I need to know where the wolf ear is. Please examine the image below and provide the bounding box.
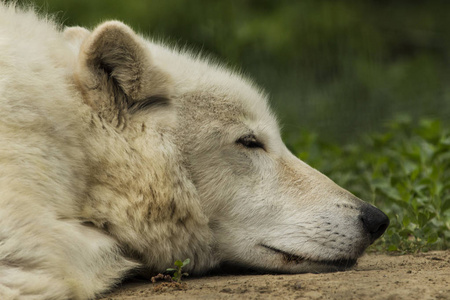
[75,21,172,113]
[64,26,90,51]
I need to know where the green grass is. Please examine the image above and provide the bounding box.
[288,116,450,253]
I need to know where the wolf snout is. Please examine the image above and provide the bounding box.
[360,204,389,243]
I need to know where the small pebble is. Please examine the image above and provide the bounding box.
[293,282,302,290]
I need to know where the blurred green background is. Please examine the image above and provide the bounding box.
[14,0,449,251]
[21,0,450,144]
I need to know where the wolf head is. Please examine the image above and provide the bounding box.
[72,21,389,274]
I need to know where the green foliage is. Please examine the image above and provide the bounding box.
[166,259,190,283]
[289,117,450,253]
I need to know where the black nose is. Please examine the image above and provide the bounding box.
[360,204,390,243]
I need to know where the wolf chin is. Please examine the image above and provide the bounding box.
[0,3,389,299]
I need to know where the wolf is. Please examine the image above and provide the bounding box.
[0,4,389,300]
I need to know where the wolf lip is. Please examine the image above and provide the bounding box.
[260,244,357,269]
[260,244,306,264]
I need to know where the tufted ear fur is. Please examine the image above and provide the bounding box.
[74,21,172,117]
[64,26,90,48]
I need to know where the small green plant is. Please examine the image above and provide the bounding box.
[166,259,190,283]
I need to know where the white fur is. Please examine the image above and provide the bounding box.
[0,3,388,299]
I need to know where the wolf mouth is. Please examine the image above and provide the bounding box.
[260,244,357,269]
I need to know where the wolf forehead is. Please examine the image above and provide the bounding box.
[142,41,277,124]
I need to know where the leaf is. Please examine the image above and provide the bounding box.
[402,215,410,228]
[174,260,183,267]
[166,268,176,272]
[182,258,191,267]
[370,178,402,201]
[440,136,450,146]
[418,212,430,227]
[427,232,438,244]
[442,198,450,213]
[388,244,398,251]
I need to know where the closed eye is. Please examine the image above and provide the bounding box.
[236,134,265,150]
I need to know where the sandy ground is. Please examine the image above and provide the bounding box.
[100,250,450,300]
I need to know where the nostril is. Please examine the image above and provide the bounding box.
[360,205,390,243]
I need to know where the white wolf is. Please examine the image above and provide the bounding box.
[0,4,389,300]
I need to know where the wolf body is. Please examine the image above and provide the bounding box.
[0,4,388,299]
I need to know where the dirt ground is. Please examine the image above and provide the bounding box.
[100,250,450,300]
